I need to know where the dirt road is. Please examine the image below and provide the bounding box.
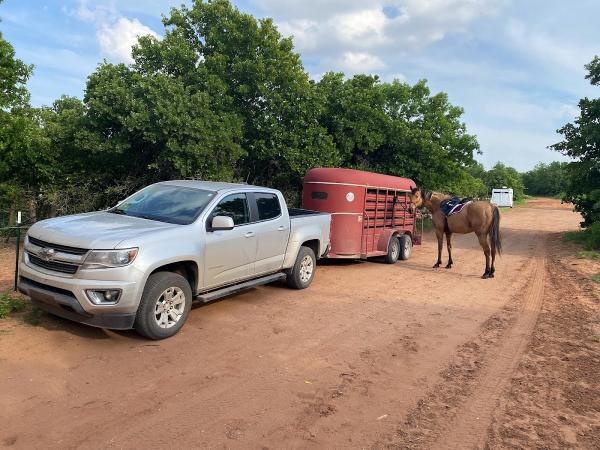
[1,198,598,449]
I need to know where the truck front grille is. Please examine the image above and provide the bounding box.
[28,254,79,274]
[28,236,88,255]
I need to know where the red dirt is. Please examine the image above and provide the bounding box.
[1,198,598,449]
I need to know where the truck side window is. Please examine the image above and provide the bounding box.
[211,193,250,225]
[255,193,281,220]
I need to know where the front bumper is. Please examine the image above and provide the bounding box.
[18,260,144,330]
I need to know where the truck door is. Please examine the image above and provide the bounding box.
[204,193,258,288]
[250,192,289,275]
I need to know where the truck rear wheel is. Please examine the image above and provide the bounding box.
[399,234,412,260]
[384,236,400,264]
[287,246,316,289]
[134,272,192,340]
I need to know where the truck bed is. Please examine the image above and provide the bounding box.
[288,208,330,219]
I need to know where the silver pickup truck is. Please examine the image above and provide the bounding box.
[18,181,331,339]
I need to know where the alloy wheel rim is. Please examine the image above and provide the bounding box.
[154,286,186,329]
[299,255,314,283]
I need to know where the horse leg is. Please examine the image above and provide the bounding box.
[433,230,443,268]
[445,232,453,269]
[477,232,491,278]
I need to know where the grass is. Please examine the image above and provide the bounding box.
[577,250,600,260]
[0,292,43,325]
[0,293,27,319]
[592,273,600,284]
[564,223,600,251]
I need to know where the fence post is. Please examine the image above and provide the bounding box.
[13,211,21,292]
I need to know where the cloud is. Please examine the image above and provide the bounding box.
[338,52,386,72]
[72,0,159,64]
[256,0,504,77]
[97,17,159,63]
[333,9,390,47]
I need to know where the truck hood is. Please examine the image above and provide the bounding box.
[28,212,179,249]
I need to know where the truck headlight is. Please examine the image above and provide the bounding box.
[82,248,138,269]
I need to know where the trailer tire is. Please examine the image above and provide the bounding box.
[384,236,400,264]
[286,246,316,289]
[134,272,192,340]
[399,234,412,260]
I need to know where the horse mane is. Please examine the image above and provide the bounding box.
[420,188,433,200]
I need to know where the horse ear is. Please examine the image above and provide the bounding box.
[410,186,418,194]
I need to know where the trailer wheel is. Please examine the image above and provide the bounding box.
[399,234,412,260]
[384,236,400,264]
[134,272,192,340]
[287,246,316,289]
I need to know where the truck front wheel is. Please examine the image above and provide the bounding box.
[287,246,316,289]
[134,272,192,340]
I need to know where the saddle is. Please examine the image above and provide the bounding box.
[440,196,472,217]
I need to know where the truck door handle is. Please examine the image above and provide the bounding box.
[244,231,255,238]
[277,226,286,231]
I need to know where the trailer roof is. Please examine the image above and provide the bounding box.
[304,168,416,192]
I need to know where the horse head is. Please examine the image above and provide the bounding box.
[408,186,427,213]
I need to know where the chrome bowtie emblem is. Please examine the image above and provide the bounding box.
[38,248,56,261]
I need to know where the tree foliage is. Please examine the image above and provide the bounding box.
[0,0,521,219]
[552,56,600,226]
[522,161,568,197]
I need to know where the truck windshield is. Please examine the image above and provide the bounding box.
[109,184,216,225]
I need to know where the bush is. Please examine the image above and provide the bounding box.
[0,293,27,319]
[564,222,600,250]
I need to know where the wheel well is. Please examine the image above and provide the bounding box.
[150,261,198,291]
[301,239,320,259]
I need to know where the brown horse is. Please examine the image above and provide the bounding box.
[408,187,502,279]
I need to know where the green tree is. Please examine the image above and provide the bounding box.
[552,56,600,226]
[0,10,51,220]
[315,74,480,194]
[484,162,525,200]
[522,161,568,196]
[133,0,338,192]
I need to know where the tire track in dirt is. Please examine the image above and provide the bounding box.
[434,238,547,449]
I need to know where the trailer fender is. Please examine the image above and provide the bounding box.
[377,229,399,253]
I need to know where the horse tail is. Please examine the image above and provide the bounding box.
[489,206,502,255]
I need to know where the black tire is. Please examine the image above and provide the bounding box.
[286,246,316,289]
[384,236,400,264]
[399,234,412,260]
[134,272,193,340]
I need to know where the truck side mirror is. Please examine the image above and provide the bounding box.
[211,216,234,231]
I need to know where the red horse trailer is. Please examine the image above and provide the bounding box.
[302,168,421,262]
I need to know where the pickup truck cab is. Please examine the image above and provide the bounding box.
[18,181,331,339]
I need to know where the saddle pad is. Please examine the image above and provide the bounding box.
[447,201,471,216]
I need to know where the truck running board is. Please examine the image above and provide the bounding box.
[194,273,287,303]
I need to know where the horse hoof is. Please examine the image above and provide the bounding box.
[445,264,452,269]
[482,272,490,279]
[433,263,441,268]
[489,272,495,278]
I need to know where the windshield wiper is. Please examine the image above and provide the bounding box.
[109,207,128,215]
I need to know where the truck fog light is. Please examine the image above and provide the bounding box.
[86,289,122,305]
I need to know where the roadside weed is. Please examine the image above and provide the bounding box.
[0,293,27,319]
[592,273,600,284]
[577,250,600,260]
